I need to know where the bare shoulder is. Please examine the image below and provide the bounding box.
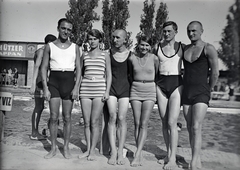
[206,43,216,51]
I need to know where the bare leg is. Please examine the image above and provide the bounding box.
[116,97,129,165]
[31,96,45,139]
[190,103,207,170]
[107,96,118,165]
[156,86,169,164]
[131,100,154,167]
[79,98,92,159]
[62,99,74,159]
[164,86,182,170]
[100,103,110,155]
[88,98,104,161]
[44,98,60,159]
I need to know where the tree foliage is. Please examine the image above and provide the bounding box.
[102,0,132,49]
[140,0,155,37]
[137,0,168,47]
[65,0,100,46]
[154,2,168,43]
[218,0,240,82]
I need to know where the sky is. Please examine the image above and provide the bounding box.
[0,0,235,51]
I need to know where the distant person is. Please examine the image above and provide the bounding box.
[229,84,235,101]
[153,21,184,169]
[79,29,112,161]
[13,68,19,86]
[29,34,57,140]
[7,68,13,85]
[182,21,219,170]
[128,34,159,167]
[41,18,81,159]
[1,68,7,85]
[105,29,131,165]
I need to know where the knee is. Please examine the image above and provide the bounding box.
[168,119,177,129]
[49,118,58,125]
[63,115,71,123]
[91,118,99,127]
[139,120,148,129]
[117,115,126,124]
[108,114,117,124]
[192,123,202,132]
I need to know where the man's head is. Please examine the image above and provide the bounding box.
[187,21,203,42]
[112,29,127,48]
[162,21,178,42]
[57,18,73,40]
[44,34,57,44]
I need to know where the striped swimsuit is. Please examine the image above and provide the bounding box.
[79,52,106,98]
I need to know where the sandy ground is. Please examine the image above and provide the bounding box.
[0,86,240,170]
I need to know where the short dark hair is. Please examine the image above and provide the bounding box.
[44,34,57,44]
[87,29,103,42]
[57,18,73,28]
[163,21,178,31]
[137,34,153,46]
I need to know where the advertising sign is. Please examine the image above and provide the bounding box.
[0,92,13,111]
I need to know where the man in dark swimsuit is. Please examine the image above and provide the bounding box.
[182,21,219,170]
[102,29,131,165]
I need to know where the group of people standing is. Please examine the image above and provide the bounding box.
[1,67,18,86]
[30,18,219,170]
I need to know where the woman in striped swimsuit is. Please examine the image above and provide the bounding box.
[79,29,112,161]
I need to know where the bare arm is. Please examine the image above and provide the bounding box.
[206,44,219,90]
[103,52,112,101]
[71,45,82,100]
[40,44,51,101]
[30,48,44,94]
[127,54,134,84]
[153,54,159,82]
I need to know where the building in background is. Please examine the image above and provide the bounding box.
[0,41,44,86]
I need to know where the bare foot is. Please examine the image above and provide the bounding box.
[163,160,177,170]
[78,151,89,159]
[130,155,142,167]
[63,148,72,159]
[190,157,202,170]
[158,156,168,165]
[87,154,97,161]
[117,151,126,165]
[44,149,56,159]
[108,153,117,165]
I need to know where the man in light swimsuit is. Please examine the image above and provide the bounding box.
[41,18,81,159]
[105,29,131,165]
[154,21,184,170]
[182,21,219,170]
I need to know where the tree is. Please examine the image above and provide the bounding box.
[154,2,168,42]
[139,0,155,37]
[102,0,132,49]
[218,0,240,82]
[137,0,168,46]
[65,0,100,46]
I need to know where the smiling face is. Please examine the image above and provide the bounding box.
[163,25,177,42]
[57,21,73,40]
[138,40,151,55]
[187,22,203,42]
[88,35,100,49]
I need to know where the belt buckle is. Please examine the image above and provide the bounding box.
[62,69,65,72]
[91,77,95,80]
[142,80,146,83]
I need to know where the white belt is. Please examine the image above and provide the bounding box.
[84,75,104,80]
[160,71,180,76]
[51,68,74,72]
